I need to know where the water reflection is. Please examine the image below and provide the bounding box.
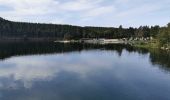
[149,49,170,71]
[0,42,169,70]
[0,42,169,100]
[0,42,148,59]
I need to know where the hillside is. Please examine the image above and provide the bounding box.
[0,17,169,49]
[0,17,118,40]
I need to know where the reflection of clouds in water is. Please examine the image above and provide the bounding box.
[0,50,119,88]
[0,49,169,100]
[0,50,149,89]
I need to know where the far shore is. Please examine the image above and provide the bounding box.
[54,39,126,44]
[0,37,169,51]
[54,38,170,51]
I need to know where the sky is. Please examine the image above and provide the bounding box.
[0,0,170,27]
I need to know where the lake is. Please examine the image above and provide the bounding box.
[0,42,170,100]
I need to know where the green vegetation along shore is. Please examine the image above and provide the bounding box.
[0,17,169,50]
[129,39,170,51]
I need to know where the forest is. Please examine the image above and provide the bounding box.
[0,17,169,47]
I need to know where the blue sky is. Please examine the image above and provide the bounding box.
[0,0,170,27]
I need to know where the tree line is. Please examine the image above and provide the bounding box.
[0,17,169,46]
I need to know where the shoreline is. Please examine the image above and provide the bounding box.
[54,39,126,44]
[0,38,169,51]
[128,40,170,51]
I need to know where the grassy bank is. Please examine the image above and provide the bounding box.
[129,39,170,51]
[130,40,158,49]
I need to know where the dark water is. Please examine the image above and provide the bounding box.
[0,42,170,100]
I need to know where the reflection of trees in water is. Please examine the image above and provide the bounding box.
[0,42,136,60]
[131,48,170,72]
[0,42,169,72]
[0,42,82,59]
[0,42,152,59]
[149,49,170,71]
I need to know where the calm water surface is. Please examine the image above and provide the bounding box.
[0,42,170,100]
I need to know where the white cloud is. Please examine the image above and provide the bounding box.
[116,4,161,18]
[0,51,117,88]
[84,6,115,17]
[0,0,114,24]
[0,0,169,27]
[0,0,59,15]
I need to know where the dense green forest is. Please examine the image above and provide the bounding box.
[0,17,169,47]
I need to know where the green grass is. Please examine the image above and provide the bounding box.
[130,40,159,49]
